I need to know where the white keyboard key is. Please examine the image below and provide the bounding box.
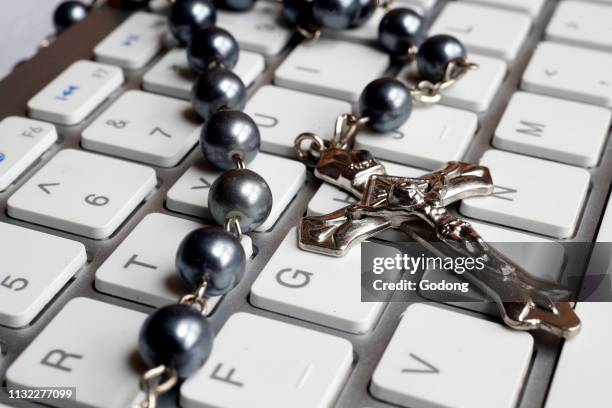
[0,222,85,328]
[142,48,264,100]
[95,213,252,308]
[460,149,590,238]
[0,117,57,191]
[398,0,437,12]
[354,103,477,169]
[27,60,123,125]
[251,228,397,333]
[245,85,351,157]
[522,41,612,107]
[308,161,425,216]
[167,153,306,231]
[545,303,612,408]
[459,0,545,17]
[429,2,531,61]
[400,53,506,112]
[181,313,353,408]
[371,304,533,408]
[94,12,167,69]
[217,2,292,56]
[6,298,144,408]
[275,38,388,101]
[494,92,611,167]
[7,149,156,239]
[82,90,200,167]
[546,1,612,53]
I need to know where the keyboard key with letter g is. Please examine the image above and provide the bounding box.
[7,149,156,239]
[27,60,123,125]
[5,298,145,408]
[181,313,353,408]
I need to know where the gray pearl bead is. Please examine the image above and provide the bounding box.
[191,67,246,121]
[312,0,361,29]
[187,26,239,75]
[176,227,246,296]
[358,78,412,132]
[208,169,273,232]
[139,304,213,377]
[417,34,467,83]
[201,110,261,170]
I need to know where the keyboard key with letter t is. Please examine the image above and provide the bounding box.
[166,153,306,231]
[460,149,590,238]
[95,213,252,308]
[493,92,611,167]
[82,90,201,167]
[522,41,612,107]
[27,60,123,125]
[251,228,399,333]
[94,12,167,69]
[0,116,57,191]
[6,298,145,408]
[0,222,86,328]
[371,304,533,408]
[429,2,531,61]
[7,149,156,239]
[181,313,353,408]
[275,39,388,101]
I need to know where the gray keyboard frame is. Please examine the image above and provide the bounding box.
[1,1,611,407]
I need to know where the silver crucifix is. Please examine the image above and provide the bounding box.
[294,115,581,339]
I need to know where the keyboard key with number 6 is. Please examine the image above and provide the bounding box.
[0,116,57,191]
[82,90,201,167]
[0,222,86,328]
[6,298,145,408]
[181,313,353,408]
[27,60,123,125]
[7,149,156,239]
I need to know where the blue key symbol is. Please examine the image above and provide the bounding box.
[55,85,79,101]
[121,34,140,47]
[0,152,5,163]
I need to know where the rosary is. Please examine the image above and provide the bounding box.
[52,0,583,406]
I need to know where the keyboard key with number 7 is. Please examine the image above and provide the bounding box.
[7,149,156,239]
[27,60,123,125]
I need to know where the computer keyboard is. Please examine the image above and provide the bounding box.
[0,1,611,408]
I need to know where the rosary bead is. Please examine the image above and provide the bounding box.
[358,78,412,132]
[350,0,377,28]
[215,0,257,11]
[53,1,89,33]
[188,27,239,74]
[282,0,317,28]
[191,67,247,121]
[176,227,246,296]
[208,169,273,232]
[201,110,260,170]
[416,34,467,84]
[139,304,213,377]
[378,8,424,56]
[312,0,362,29]
[169,0,217,45]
